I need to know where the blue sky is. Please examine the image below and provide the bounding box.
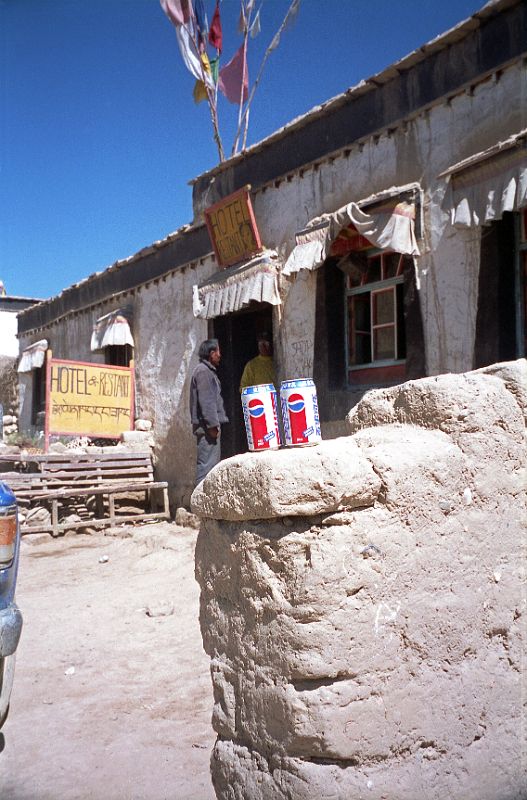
[1,0,484,300]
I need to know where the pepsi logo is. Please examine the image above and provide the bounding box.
[248,398,265,418]
[287,393,305,413]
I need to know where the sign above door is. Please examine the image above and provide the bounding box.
[205,186,263,268]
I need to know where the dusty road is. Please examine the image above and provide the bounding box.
[0,523,216,800]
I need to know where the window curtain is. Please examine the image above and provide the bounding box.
[18,339,48,373]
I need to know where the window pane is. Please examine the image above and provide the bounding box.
[373,289,394,325]
[345,261,365,288]
[355,333,372,364]
[348,294,371,365]
[367,256,381,283]
[383,253,400,279]
[396,283,406,359]
[354,293,371,331]
[373,326,395,360]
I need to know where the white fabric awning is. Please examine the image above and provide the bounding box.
[91,308,134,351]
[18,339,48,373]
[442,130,527,228]
[283,188,420,277]
[283,184,419,275]
[193,250,281,319]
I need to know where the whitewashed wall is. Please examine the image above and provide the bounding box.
[0,310,19,358]
[247,60,525,378]
[132,262,209,506]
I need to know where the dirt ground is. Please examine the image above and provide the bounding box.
[0,522,217,800]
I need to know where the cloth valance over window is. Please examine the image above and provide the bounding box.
[90,307,134,351]
[193,250,281,320]
[442,130,527,228]
[283,185,421,277]
[18,339,48,373]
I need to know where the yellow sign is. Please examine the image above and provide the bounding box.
[205,187,262,268]
[46,357,134,439]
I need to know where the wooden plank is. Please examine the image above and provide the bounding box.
[37,469,152,481]
[41,458,151,470]
[17,481,168,501]
[20,508,171,535]
[51,499,59,538]
[33,452,152,463]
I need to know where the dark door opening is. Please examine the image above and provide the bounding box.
[212,303,273,458]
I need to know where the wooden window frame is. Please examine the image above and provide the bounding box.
[345,251,407,384]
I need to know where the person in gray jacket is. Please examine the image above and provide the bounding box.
[190,339,229,486]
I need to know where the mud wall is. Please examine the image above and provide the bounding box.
[193,360,526,800]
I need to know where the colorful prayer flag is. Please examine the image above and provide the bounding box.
[218,43,248,104]
[210,56,220,84]
[208,0,222,52]
[193,79,208,103]
[193,0,208,44]
[160,0,192,27]
[249,9,261,38]
[176,24,214,87]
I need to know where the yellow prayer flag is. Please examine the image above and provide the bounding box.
[193,79,208,104]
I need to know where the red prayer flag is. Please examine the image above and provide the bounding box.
[218,43,248,104]
[208,0,222,52]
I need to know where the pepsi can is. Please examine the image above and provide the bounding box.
[280,378,321,447]
[241,384,281,452]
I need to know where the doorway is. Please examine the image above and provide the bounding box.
[212,303,273,458]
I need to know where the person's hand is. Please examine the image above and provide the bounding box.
[207,426,219,439]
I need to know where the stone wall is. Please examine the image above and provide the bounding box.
[0,355,19,433]
[192,360,526,800]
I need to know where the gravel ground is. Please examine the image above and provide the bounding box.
[0,522,216,800]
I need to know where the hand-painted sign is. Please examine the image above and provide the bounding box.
[45,354,134,444]
[205,186,262,268]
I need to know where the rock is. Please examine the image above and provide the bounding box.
[0,444,21,456]
[175,507,200,529]
[191,438,381,521]
[134,419,152,432]
[145,601,174,618]
[195,361,526,800]
[2,415,16,426]
[121,430,154,446]
[62,513,83,531]
[49,442,68,453]
[24,507,51,527]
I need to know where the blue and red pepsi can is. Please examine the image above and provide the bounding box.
[280,378,321,447]
[241,384,281,451]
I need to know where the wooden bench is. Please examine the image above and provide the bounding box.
[0,451,169,536]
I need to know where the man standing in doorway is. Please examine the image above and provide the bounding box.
[190,339,229,486]
[239,331,276,391]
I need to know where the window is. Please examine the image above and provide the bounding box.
[104,344,133,367]
[31,365,46,426]
[345,251,409,383]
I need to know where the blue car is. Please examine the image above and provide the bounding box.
[0,482,23,752]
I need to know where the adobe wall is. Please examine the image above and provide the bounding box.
[246,59,525,379]
[192,360,526,800]
[17,261,211,507]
